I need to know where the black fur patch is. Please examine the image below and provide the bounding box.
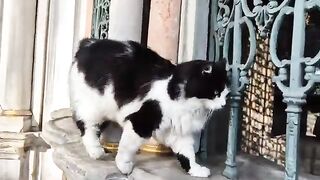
[75,120,85,136]
[125,100,162,138]
[75,39,175,107]
[176,153,191,172]
[168,60,227,100]
[75,38,228,106]
[167,76,181,99]
[79,38,97,48]
[73,112,86,136]
[96,120,111,137]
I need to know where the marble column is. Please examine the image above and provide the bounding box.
[0,0,37,132]
[41,1,77,179]
[178,0,210,63]
[108,0,144,42]
[43,0,93,124]
[73,0,94,53]
[32,0,50,128]
[0,1,38,179]
[147,0,182,63]
[41,1,93,179]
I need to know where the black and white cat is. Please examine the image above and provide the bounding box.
[69,38,229,177]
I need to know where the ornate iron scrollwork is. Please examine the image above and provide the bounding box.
[270,1,320,179]
[92,0,111,39]
[215,0,320,179]
[242,0,291,37]
[217,0,257,179]
[216,0,233,44]
[216,0,290,44]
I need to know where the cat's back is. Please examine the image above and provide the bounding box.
[74,38,174,74]
[70,38,175,107]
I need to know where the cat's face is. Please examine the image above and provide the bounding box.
[179,60,229,104]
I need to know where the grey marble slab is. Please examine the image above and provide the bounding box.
[43,109,319,180]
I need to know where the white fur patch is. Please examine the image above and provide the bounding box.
[205,87,229,110]
[189,165,211,177]
[116,122,145,174]
[82,125,106,159]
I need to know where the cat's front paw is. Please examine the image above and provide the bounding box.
[115,156,134,175]
[188,165,211,178]
[86,146,107,160]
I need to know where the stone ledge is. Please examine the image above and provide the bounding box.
[51,139,320,180]
[52,139,228,180]
[300,136,320,175]
[43,110,320,180]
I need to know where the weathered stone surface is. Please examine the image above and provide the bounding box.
[301,158,312,174]
[0,132,49,160]
[42,117,81,146]
[0,116,32,132]
[313,159,320,176]
[50,108,73,120]
[44,112,320,180]
[300,137,320,158]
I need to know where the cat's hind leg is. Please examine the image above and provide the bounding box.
[82,123,107,159]
[170,135,211,177]
[74,113,110,159]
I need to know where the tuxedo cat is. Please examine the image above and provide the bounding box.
[69,38,229,177]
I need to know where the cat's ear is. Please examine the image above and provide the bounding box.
[202,65,212,75]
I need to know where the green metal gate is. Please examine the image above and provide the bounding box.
[212,0,320,179]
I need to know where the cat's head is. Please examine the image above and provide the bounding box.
[170,59,229,109]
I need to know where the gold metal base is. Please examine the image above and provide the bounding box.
[102,142,119,153]
[139,144,172,154]
[102,142,172,155]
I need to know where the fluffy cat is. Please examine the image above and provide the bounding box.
[69,38,229,177]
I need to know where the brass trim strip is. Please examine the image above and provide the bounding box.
[140,144,172,154]
[102,142,172,154]
[102,143,119,153]
[0,110,33,117]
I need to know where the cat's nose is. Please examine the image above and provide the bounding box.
[220,100,226,107]
[222,102,226,107]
